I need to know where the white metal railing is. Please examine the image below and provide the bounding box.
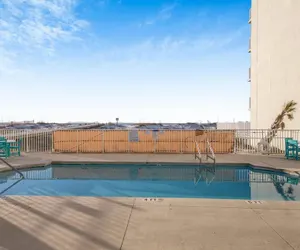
[206,140,216,164]
[0,128,300,155]
[0,129,52,152]
[194,141,202,163]
[234,129,300,154]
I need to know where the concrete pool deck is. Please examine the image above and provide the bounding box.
[1,152,300,174]
[1,196,300,250]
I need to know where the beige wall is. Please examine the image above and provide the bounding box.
[250,0,300,129]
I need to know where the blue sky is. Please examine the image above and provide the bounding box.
[0,0,250,123]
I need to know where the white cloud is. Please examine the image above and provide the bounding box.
[158,3,177,20]
[140,3,177,27]
[96,0,109,6]
[0,49,18,74]
[96,25,247,64]
[0,0,89,73]
[73,19,90,29]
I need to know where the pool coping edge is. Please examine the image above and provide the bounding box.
[0,160,299,177]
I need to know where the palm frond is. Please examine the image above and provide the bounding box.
[287,107,297,113]
[262,100,297,151]
[287,113,294,120]
[283,100,297,111]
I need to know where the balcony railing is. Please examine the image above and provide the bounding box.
[248,8,251,24]
[249,97,251,111]
[248,38,251,53]
[248,67,251,82]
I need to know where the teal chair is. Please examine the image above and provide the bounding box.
[285,138,299,160]
[8,139,21,157]
[285,138,293,158]
[0,137,10,158]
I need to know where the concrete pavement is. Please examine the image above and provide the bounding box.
[0,196,300,250]
[0,153,300,249]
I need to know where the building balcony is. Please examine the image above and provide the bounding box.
[248,67,251,82]
[248,38,251,53]
[248,8,251,24]
[249,97,251,111]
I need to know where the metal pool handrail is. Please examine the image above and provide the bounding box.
[206,140,216,164]
[194,141,202,163]
[0,158,24,178]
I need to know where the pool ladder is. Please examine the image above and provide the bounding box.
[206,139,216,164]
[194,141,202,163]
[194,140,216,164]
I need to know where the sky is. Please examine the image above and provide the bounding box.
[0,0,251,123]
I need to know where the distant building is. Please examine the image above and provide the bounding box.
[217,122,250,130]
[249,0,300,129]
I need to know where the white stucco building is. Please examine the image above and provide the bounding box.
[249,0,300,129]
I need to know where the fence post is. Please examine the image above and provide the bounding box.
[102,131,105,153]
[180,130,183,153]
[153,131,156,153]
[76,130,79,154]
[126,131,128,153]
[51,131,54,153]
[233,130,236,154]
[26,130,29,153]
[261,129,264,153]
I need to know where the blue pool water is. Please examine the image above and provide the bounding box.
[0,164,299,201]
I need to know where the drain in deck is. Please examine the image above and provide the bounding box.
[246,200,263,204]
[143,198,164,202]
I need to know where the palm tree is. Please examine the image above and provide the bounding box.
[258,100,297,153]
[270,100,297,130]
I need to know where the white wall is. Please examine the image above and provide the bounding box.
[250,0,300,129]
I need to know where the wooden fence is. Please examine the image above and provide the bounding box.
[53,130,235,154]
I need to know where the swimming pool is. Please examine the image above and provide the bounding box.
[0,164,299,201]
